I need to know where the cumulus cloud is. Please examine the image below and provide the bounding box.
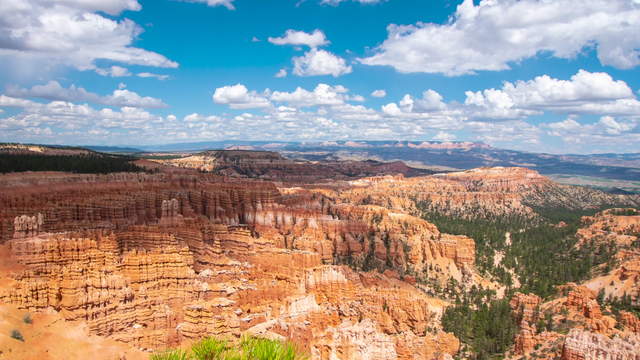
[6,81,167,108]
[268,30,329,48]
[432,131,456,142]
[545,115,638,138]
[321,0,385,5]
[270,84,352,107]
[106,89,168,108]
[275,69,288,78]
[541,115,640,152]
[360,0,640,75]
[268,29,350,78]
[180,0,235,10]
[381,90,451,117]
[137,72,170,81]
[371,89,387,98]
[4,70,640,152]
[0,0,178,72]
[375,70,640,138]
[96,66,132,77]
[212,84,271,109]
[292,49,352,77]
[212,83,367,110]
[0,95,164,131]
[464,70,639,119]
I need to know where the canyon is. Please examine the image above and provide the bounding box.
[0,170,469,359]
[1,150,639,360]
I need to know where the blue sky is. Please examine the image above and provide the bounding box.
[1,0,640,154]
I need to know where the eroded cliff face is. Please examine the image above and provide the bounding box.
[562,329,640,360]
[507,285,640,360]
[4,167,634,359]
[342,168,639,220]
[0,172,469,359]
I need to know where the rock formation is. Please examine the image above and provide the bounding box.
[562,329,640,360]
[12,213,44,238]
[1,166,636,360]
[0,170,470,359]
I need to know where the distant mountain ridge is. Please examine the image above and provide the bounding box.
[4,141,640,188]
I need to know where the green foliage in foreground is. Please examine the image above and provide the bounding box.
[240,337,303,360]
[151,336,308,360]
[151,349,190,360]
[442,299,517,360]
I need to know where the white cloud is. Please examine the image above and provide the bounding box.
[212,84,271,109]
[321,0,385,5]
[432,131,456,142]
[270,84,350,107]
[268,29,329,48]
[48,0,142,14]
[464,70,639,119]
[0,95,40,108]
[180,0,235,10]
[380,90,450,116]
[371,89,387,98]
[137,72,170,81]
[3,70,639,152]
[360,0,640,75]
[184,113,221,122]
[96,66,132,77]
[107,89,167,108]
[292,49,352,77]
[0,96,167,133]
[6,81,167,108]
[414,90,446,111]
[598,116,635,135]
[544,115,639,144]
[0,0,178,71]
[275,69,288,78]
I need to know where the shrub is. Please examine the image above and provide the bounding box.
[150,336,307,360]
[192,337,229,360]
[241,336,305,360]
[11,329,24,342]
[150,349,190,360]
[23,313,32,324]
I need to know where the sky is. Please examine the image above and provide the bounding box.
[1,0,640,154]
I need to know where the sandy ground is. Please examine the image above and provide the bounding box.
[0,244,147,360]
[0,304,148,360]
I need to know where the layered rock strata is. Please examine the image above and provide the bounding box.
[0,171,472,359]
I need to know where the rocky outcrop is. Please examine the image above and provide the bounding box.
[342,168,639,222]
[562,329,640,360]
[577,208,640,248]
[13,213,44,238]
[314,319,397,360]
[160,198,183,226]
[509,293,543,356]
